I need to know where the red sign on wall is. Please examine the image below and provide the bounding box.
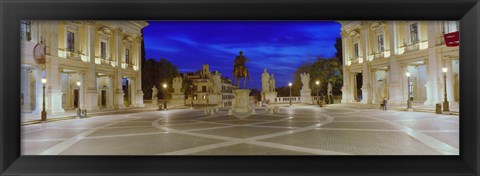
[443,31,459,47]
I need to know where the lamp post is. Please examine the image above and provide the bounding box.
[163,83,167,110]
[406,72,412,110]
[190,84,194,109]
[41,78,47,121]
[315,80,320,106]
[442,67,450,112]
[288,82,292,107]
[76,81,82,118]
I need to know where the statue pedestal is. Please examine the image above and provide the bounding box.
[263,92,278,103]
[170,93,185,106]
[300,90,312,104]
[208,93,222,105]
[151,98,158,106]
[232,89,252,113]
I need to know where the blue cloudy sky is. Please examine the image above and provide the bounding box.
[143,21,341,89]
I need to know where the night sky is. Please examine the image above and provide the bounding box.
[143,21,341,90]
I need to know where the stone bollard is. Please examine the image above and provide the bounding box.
[76,108,81,118]
[228,109,233,115]
[251,109,256,115]
[435,103,442,114]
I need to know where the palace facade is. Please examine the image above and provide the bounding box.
[183,64,237,107]
[21,21,148,114]
[340,21,459,106]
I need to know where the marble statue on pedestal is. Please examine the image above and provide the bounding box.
[171,76,185,107]
[172,76,182,94]
[327,82,333,104]
[269,74,276,92]
[208,71,222,105]
[151,85,158,106]
[261,68,270,92]
[152,85,158,99]
[300,72,312,104]
[211,71,222,94]
[300,72,311,91]
[261,68,278,102]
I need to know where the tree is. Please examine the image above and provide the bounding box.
[289,57,343,97]
[141,58,179,100]
[142,58,158,100]
[156,58,179,99]
[308,57,343,96]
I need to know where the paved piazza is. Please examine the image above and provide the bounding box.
[21,105,459,155]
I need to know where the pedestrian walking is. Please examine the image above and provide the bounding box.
[382,97,388,111]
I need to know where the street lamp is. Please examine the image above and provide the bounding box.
[41,78,47,121]
[76,81,81,118]
[163,83,167,110]
[288,82,292,107]
[442,67,450,112]
[190,84,194,109]
[315,80,320,106]
[405,72,412,110]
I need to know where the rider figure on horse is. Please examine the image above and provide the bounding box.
[233,51,251,89]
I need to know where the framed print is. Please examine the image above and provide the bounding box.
[1,0,479,175]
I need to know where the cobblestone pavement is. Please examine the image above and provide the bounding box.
[21,105,459,155]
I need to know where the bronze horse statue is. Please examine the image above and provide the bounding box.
[233,51,251,89]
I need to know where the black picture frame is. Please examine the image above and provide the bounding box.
[1,0,479,175]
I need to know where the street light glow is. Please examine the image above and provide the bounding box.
[405,72,411,77]
[76,81,81,86]
[41,78,47,84]
[442,67,448,73]
[163,83,167,88]
[316,81,319,85]
[288,82,292,87]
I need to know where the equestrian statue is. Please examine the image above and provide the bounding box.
[233,51,251,89]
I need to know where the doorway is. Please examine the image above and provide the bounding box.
[101,90,107,107]
[73,89,79,108]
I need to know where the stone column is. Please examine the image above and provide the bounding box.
[361,63,372,104]
[21,67,32,112]
[45,56,65,113]
[401,64,409,105]
[424,23,440,106]
[341,66,350,103]
[386,21,403,105]
[113,29,125,109]
[385,66,391,100]
[84,22,99,111]
[77,71,85,109]
[371,69,377,104]
[134,37,145,107]
[33,67,43,114]
[352,73,358,102]
[46,21,59,57]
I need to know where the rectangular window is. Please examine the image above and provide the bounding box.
[125,49,130,64]
[67,31,75,52]
[100,42,106,59]
[353,43,359,58]
[377,35,384,52]
[20,21,32,41]
[444,21,459,33]
[410,23,418,43]
[202,86,207,92]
